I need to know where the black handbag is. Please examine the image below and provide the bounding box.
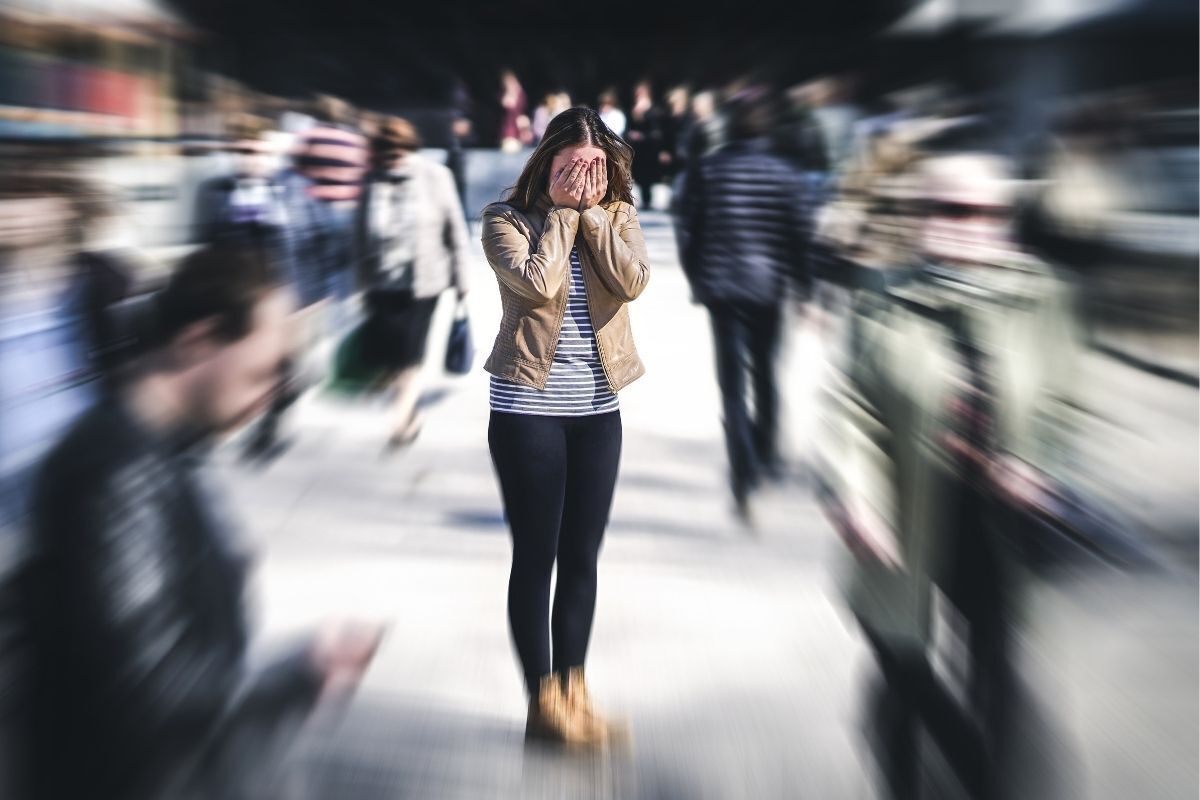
[444,300,474,375]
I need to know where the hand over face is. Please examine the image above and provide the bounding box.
[578,157,608,211]
[549,157,589,209]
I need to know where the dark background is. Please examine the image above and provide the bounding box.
[165,0,1197,146]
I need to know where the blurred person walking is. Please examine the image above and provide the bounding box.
[598,89,627,137]
[193,115,287,250]
[356,117,471,449]
[661,85,690,187]
[481,107,649,747]
[626,80,668,209]
[293,95,370,307]
[817,145,1082,800]
[16,244,382,800]
[676,89,815,523]
[448,77,477,221]
[236,101,368,462]
[499,69,531,153]
[532,92,571,146]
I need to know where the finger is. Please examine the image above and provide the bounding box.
[556,161,578,186]
[568,158,588,184]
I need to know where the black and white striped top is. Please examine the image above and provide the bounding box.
[490,248,619,416]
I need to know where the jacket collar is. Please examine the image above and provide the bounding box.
[531,191,556,218]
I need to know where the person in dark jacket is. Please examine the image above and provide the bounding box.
[626,80,669,209]
[676,88,814,522]
[18,243,381,800]
[194,116,342,462]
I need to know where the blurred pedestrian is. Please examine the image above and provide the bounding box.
[293,94,369,307]
[676,88,815,523]
[531,91,571,146]
[598,89,627,137]
[17,243,382,800]
[684,89,724,162]
[356,116,471,449]
[817,145,1082,799]
[499,69,530,153]
[447,77,476,220]
[193,115,285,248]
[661,84,690,183]
[481,107,649,747]
[235,99,368,462]
[0,174,103,538]
[626,80,668,208]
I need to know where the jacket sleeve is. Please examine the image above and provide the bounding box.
[578,204,651,302]
[677,164,705,285]
[787,169,816,301]
[438,165,471,294]
[481,205,577,304]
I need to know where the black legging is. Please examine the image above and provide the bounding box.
[488,410,622,695]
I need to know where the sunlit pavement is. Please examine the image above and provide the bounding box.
[216,211,1197,799]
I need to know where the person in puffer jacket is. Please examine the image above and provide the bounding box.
[675,87,816,522]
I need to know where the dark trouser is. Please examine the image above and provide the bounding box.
[941,480,1015,785]
[863,629,993,800]
[706,301,783,500]
[865,480,1012,799]
[488,410,622,695]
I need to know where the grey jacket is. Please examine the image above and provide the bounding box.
[816,258,1082,648]
[355,153,470,299]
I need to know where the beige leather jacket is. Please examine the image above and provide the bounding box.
[481,192,650,392]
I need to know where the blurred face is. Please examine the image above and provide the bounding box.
[0,196,71,252]
[192,289,294,433]
[231,138,274,178]
[548,144,607,190]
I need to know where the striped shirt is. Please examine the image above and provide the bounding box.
[293,123,368,203]
[490,248,619,416]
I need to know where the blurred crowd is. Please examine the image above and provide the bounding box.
[0,1,1196,798]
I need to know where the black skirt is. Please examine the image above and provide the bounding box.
[361,288,439,370]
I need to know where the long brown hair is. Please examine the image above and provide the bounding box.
[503,106,635,211]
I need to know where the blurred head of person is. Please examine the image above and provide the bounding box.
[0,172,77,256]
[554,92,572,112]
[598,90,620,112]
[506,106,635,211]
[724,86,777,142]
[633,80,653,107]
[312,94,354,127]
[919,151,1020,267]
[371,116,423,172]
[147,244,293,436]
[692,90,717,121]
[667,85,690,116]
[226,114,276,179]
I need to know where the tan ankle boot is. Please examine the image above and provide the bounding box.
[564,667,629,744]
[526,673,601,748]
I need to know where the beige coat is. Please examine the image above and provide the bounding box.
[480,193,650,392]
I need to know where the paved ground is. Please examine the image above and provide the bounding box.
[214,210,1198,800]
